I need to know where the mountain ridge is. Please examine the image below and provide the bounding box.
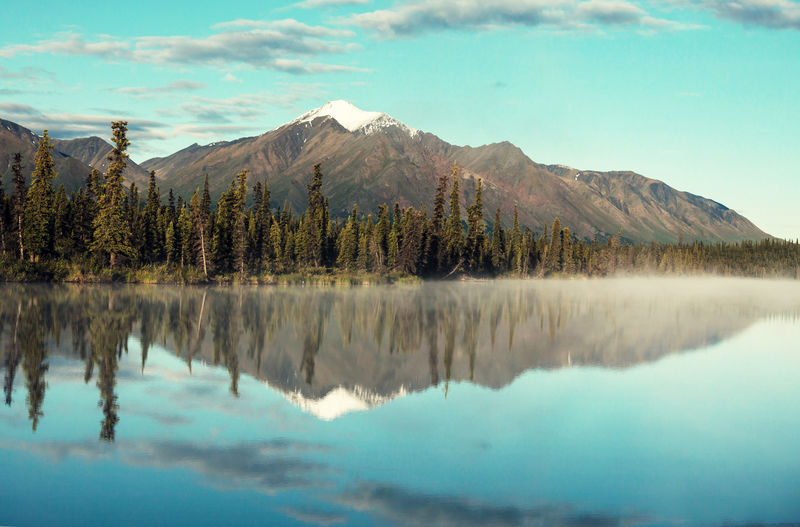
[0,118,154,193]
[2,103,770,243]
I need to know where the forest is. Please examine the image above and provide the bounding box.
[1,121,798,283]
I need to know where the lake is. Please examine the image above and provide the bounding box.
[1,278,799,527]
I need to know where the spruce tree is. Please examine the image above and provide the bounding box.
[178,204,192,267]
[508,205,522,272]
[442,162,464,272]
[52,185,71,258]
[374,204,390,270]
[11,153,26,260]
[0,177,6,255]
[427,170,449,272]
[231,170,248,276]
[269,218,283,272]
[546,217,562,273]
[337,206,359,271]
[465,178,484,271]
[190,189,209,276]
[211,181,236,273]
[258,182,273,264]
[23,131,57,261]
[491,208,505,273]
[92,121,135,267]
[144,171,161,262]
[128,182,145,263]
[164,221,175,266]
[299,163,326,268]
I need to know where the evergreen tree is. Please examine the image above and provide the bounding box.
[546,217,562,273]
[11,153,26,260]
[178,204,192,267]
[92,121,135,267]
[144,171,161,262]
[491,208,505,273]
[337,206,359,271]
[231,170,248,276]
[442,162,464,271]
[268,218,283,272]
[465,178,485,271]
[128,182,145,263]
[356,215,374,271]
[165,221,175,266]
[211,181,236,273]
[299,163,327,268]
[427,170,449,272]
[397,208,426,274]
[190,189,210,276]
[52,185,71,258]
[373,204,391,271]
[258,182,273,264]
[561,226,573,273]
[0,176,7,255]
[23,131,57,261]
[509,205,522,272]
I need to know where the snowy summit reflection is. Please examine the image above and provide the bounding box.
[2,278,799,435]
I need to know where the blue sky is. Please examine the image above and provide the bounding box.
[0,0,798,239]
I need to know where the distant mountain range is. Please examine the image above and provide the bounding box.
[0,117,151,192]
[1,102,769,243]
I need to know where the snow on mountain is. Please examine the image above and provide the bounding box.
[288,100,419,137]
[265,381,408,421]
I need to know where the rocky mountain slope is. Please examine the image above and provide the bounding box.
[0,118,151,191]
[142,101,768,243]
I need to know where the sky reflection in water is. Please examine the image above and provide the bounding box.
[1,278,799,527]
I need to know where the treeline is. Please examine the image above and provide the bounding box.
[1,121,798,281]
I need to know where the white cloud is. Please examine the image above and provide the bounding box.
[116,80,207,98]
[0,20,362,74]
[221,72,244,83]
[293,0,370,8]
[348,0,692,38]
[676,0,800,30]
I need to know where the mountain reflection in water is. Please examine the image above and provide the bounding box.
[2,278,800,527]
[2,278,799,433]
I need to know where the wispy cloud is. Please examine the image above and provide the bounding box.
[221,72,244,83]
[675,0,800,30]
[293,0,371,8]
[339,482,650,527]
[0,102,168,140]
[168,84,327,127]
[1,439,333,494]
[116,80,207,99]
[348,0,694,38]
[0,19,363,74]
[0,64,55,83]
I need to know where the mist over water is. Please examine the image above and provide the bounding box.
[1,278,799,527]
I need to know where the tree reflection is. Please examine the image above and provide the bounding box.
[1,280,799,435]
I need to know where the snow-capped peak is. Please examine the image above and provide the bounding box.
[289,100,418,137]
[265,380,408,421]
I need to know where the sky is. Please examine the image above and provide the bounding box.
[0,0,798,239]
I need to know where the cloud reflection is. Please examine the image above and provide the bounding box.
[338,482,649,527]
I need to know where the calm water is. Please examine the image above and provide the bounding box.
[1,278,800,527]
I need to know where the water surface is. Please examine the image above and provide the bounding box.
[1,278,799,526]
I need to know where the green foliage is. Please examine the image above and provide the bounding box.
[442,162,464,272]
[91,122,135,267]
[23,130,57,261]
[1,122,797,284]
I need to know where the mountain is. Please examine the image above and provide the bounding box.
[52,136,151,186]
[5,279,800,421]
[0,118,152,192]
[142,101,767,243]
